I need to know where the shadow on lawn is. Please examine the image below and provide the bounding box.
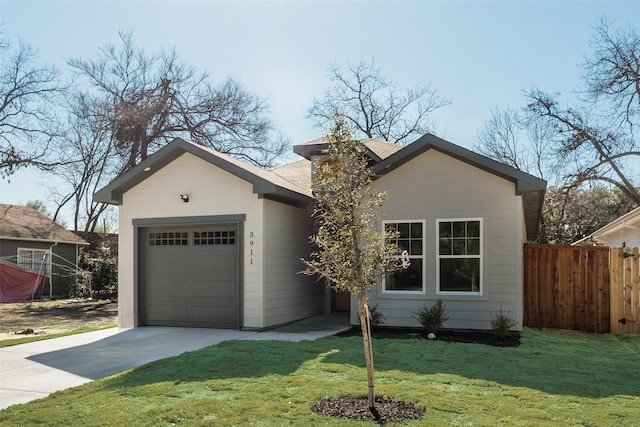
[323,331,640,399]
[99,329,640,399]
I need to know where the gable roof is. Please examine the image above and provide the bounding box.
[572,205,640,245]
[94,138,313,207]
[94,134,547,240]
[373,134,547,240]
[293,137,402,162]
[0,204,88,245]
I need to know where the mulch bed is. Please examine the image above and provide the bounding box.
[314,395,421,423]
[335,326,521,347]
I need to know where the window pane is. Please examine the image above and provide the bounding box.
[397,223,410,238]
[452,239,466,255]
[467,238,480,255]
[440,258,480,292]
[439,238,451,255]
[385,259,422,291]
[439,222,451,238]
[410,239,422,255]
[467,221,480,238]
[410,222,422,238]
[452,221,466,237]
[398,239,409,251]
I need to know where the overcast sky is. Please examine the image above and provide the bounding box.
[1,0,639,222]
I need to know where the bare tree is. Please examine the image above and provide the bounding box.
[67,30,287,170]
[474,107,557,181]
[476,19,640,243]
[526,18,640,206]
[307,60,449,144]
[49,30,288,232]
[0,33,64,177]
[48,93,116,232]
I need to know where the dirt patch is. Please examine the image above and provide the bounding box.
[0,299,117,342]
[314,395,421,422]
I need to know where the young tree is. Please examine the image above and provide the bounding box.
[302,117,406,410]
[307,60,449,145]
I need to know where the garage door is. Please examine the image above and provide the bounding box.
[141,224,239,328]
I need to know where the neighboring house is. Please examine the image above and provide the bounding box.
[573,206,640,247]
[95,133,546,331]
[0,204,88,298]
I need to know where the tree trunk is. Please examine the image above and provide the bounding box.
[358,295,375,409]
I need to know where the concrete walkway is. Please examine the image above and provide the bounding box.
[0,313,350,409]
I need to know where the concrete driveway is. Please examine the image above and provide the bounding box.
[0,313,350,409]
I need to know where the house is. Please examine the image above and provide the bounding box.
[0,204,88,299]
[573,205,640,247]
[94,133,546,331]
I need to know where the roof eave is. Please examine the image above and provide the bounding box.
[573,206,640,244]
[0,236,89,246]
[293,140,382,163]
[94,137,311,207]
[252,181,313,208]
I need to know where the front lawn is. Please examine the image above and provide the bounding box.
[1,328,639,426]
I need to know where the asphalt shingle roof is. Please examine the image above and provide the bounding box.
[0,204,88,245]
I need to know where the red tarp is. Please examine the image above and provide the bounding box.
[0,260,46,302]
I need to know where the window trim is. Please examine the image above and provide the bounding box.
[382,219,427,295]
[436,217,483,296]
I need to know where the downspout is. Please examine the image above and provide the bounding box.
[49,242,58,300]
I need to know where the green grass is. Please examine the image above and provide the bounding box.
[0,325,117,348]
[1,328,639,426]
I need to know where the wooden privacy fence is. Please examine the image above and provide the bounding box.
[610,246,640,334]
[524,244,640,334]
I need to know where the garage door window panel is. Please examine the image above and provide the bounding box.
[194,230,236,245]
[148,231,188,246]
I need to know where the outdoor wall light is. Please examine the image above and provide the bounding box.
[179,194,189,203]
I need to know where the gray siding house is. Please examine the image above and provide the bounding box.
[95,133,546,331]
[0,204,88,298]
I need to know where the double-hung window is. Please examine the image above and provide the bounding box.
[17,248,51,276]
[437,218,482,295]
[383,220,425,294]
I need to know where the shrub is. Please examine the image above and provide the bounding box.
[412,299,449,334]
[72,247,117,300]
[491,310,517,337]
[369,304,385,327]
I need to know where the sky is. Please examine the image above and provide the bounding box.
[1,0,639,224]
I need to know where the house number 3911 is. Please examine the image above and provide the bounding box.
[249,231,255,264]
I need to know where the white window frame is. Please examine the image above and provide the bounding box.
[436,218,483,296]
[17,248,51,276]
[382,219,426,295]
